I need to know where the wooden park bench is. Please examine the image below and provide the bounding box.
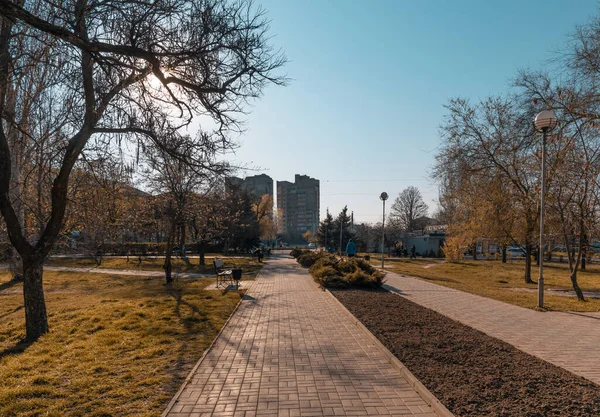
[213,257,241,290]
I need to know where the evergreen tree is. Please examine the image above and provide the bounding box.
[332,206,354,251]
[316,211,334,247]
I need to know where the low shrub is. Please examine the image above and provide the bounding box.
[304,253,385,289]
[290,248,305,258]
[346,269,385,288]
[297,251,326,268]
[309,256,340,281]
[442,236,465,263]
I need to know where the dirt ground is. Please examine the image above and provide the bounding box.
[332,289,600,416]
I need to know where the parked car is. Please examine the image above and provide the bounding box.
[307,242,316,249]
[506,247,524,257]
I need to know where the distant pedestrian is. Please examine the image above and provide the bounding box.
[346,239,357,258]
[410,245,416,259]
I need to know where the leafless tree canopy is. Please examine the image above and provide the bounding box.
[0,0,286,341]
[436,10,600,292]
[389,186,429,233]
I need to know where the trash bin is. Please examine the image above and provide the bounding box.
[232,268,242,281]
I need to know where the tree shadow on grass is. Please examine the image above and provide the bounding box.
[411,275,459,284]
[165,286,219,334]
[0,276,23,293]
[0,305,23,320]
[564,311,600,321]
[0,339,32,360]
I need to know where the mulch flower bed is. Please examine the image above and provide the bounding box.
[332,288,600,416]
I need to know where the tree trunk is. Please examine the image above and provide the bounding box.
[22,257,49,341]
[179,223,186,255]
[472,242,477,261]
[581,234,588,271]
[501,245,507,263]
[164,256,172,284]
[570,270,585,301]
[198,240,206,266]
[163,217,177,284]
[524,244,534,284]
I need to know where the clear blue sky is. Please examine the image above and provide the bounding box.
[230,0,597,223]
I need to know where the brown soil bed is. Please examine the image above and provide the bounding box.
[332,288,600,416]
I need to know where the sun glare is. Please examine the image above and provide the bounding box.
[147,71,171,91]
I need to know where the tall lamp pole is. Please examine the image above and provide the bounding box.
[534,110,556,309]
[380,192,389,268]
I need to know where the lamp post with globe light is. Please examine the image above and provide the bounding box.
[380,192,389,268]
[534,110,556,309]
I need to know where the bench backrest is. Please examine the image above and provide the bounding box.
[214,258,224,269]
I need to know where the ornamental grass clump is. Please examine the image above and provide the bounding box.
[306,254,385,289]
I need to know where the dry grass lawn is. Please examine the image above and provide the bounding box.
[371,256,600,312]
[0,259,262,416]
[46,255,259,275]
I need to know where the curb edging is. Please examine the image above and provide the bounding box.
[323,287,455,417]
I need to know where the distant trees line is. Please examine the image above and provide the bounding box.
[314,186,433,253]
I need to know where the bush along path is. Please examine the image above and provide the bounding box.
[291,249,385,288]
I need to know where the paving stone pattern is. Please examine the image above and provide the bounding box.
[165,256,441,417]
[383,270,600,385]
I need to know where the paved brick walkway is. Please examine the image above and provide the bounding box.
[383,270,600,385]
[164,256,442,417]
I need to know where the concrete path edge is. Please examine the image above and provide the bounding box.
[323,287,455,417]
[160,272,260,417]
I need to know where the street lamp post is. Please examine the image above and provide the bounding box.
[380,192,389,268]
[534,110,556,309]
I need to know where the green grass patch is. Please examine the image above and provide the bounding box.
[0,259,262,416]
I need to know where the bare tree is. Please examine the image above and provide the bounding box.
[516,78,600,299]
[145,140,229,283]
[0,0,286,341]
[435,96,543,283]
[69,158,135,266]
[189,191,227,266]
[389,186,429,233]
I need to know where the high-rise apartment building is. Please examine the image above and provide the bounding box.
[226,174,274,201]
[277,174,320,237]
[242,174,274,200]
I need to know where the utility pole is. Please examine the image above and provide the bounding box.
[534,110,556,309]
[325,207,329,249]
[339,218,343,255]
[380,192,389,268]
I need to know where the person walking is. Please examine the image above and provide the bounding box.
[346,239,357,258]
[410,244,416,259]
